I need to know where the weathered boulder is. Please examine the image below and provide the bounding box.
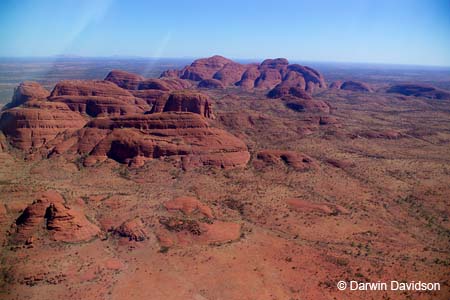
[13,190,99,243]
[112,218,147,241]
[14,191,64,242]
[45,202,100,243]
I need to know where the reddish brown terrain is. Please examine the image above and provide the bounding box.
[0,56,449,300]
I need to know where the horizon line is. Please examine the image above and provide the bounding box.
[0,55,450,69]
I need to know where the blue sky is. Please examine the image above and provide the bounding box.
[0,0,449,66]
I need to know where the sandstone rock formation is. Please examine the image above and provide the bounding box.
[158,197,240,247]
[163,196,213,218]
[48,80,150,117]
[105,70,191,92]
[112,218,147,241]
[50,112,249,169]
[0,68,249,170]
[0,101,87,150]
[284,99,331,113]
[268,86,312,99]
[3,81,50,110]
[254,150,315,171]
[49,96,149,117]
[15,199,54,241]
[212,62,248,85]
[236,66,260,89]
[13,191,99,243]
[329,81,342,89]
[0,131,7,152]
[138,78,189,91]
[198,79,224,89]
[129,89,168,106]
[339,81,373,92]
[178,55,234,81]
[50,80,133,98]
[160,56,327,98]
[45,202,100,242]
[104,70,145,90]
[386,84,450,100]
[319,116,339,125]
[150,91,214,119]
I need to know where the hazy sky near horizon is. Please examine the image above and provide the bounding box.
[0,0,449,66]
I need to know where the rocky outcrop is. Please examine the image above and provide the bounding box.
[329,81,342,89]
[13,190,99,243]
[150,91,214,119]
[112,218,147,241]
[104,70,191,92]
[157,197,240,247]
[160,69,183,78]
[268,86,312,99]
[160,56,327,97]
[49,96,149,117]
[0,101,87,150]
[254,150,315,171]
[3,82,50,110]
[178,55,234,81]
[284,99,331,113]
[0,71,248,170]
[251,59,289,89]
[236,66,260,89]
[14,191,64,242]
[212,62,248,85]
[0,131,7,152]
[164,197,213,218]
[198,79,224,89]
[339,81,373,92]
[104,70,145,90]
[386,84,450,100]
[319,116,339,125]
[50,80,133,98]
[45,202,100,243]
[50,112,250,169]
[137,78,190,91]
[47,79,152,117]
